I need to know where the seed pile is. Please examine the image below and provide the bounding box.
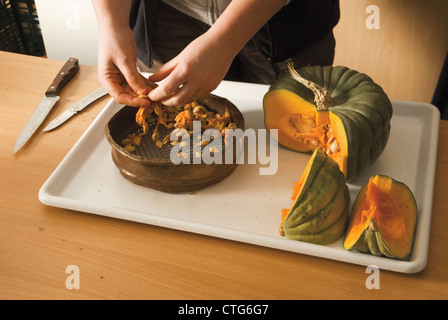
[121,98,238,153]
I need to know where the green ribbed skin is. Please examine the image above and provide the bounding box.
[265,65,393,181]
[281,149,350,245]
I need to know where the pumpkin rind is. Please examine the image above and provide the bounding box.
[292,173,349,235]
[263,65,392,181]
[280,149,350,245]
[343,175,418,260]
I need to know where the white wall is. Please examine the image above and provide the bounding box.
[35,0,99,66]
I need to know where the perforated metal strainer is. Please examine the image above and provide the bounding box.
[105,94,245,193]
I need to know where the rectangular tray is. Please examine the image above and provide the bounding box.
[39,80,440,273]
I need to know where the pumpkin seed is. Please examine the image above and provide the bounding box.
[178,141,188,148]
[185,110,193,121]
[193,106,203,114]
[142,123,149,134]
[121,137,134,145]
[124,144,135,152]
[133,135,142,146]
[330,140,339,153]
[166,106,176,113]
[154,104,162,115]
[228,122,237,130]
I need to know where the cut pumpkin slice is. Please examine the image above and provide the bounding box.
[343,175,418,260]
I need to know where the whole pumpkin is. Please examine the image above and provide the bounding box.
[263,63,393,181]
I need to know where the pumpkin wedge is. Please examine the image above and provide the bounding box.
[280,149,350,245]
[263,63,392,181]
[343,175,418,260]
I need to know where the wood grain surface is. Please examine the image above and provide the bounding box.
[1,51,447,300]
[334,0,448,104]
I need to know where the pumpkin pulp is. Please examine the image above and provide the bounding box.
[263,64,393,182]
[264,89,347,177]
[343,175,418,259]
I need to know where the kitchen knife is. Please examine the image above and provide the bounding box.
[13,58,79,153]
[42,86,109,132]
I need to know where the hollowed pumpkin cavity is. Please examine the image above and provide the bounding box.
[263,63,392,181]
[264,89,347,177]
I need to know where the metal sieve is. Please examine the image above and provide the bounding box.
[105,94,245,193]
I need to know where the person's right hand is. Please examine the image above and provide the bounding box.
[97,25,154,107]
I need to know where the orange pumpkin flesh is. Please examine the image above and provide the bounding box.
[263,64,393,182]
[263,89,348,178]
[343,175,418,259]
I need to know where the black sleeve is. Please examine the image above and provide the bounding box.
[253,0,340,63]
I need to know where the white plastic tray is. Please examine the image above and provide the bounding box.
[39,80,440,273]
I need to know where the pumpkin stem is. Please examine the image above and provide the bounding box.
[287,62,333,110]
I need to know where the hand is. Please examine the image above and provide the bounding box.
[146,0,284,107]
[147,32,235,106]
[97,26,155,107]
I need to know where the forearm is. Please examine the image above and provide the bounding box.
[91,0,152,106]
[147,0,286,105]
[207,0,285,55]
[91,0,132,30]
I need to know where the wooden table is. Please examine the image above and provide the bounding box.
[1,51,447,300]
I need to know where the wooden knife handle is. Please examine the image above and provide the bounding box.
[45,58,79,97]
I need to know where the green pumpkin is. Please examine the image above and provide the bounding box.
[264,63,393,181]
[280,149,350,245]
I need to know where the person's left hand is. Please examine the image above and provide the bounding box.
[147,32,236,106]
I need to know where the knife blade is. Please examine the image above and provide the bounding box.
[42,86,109,132]
[13,57,79,153]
